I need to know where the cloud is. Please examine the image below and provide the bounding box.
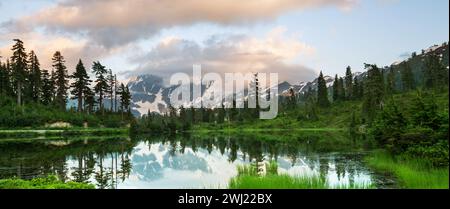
[5,0,358,48]
[127,28,317,83]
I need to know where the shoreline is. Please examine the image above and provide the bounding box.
[0,128,129,138]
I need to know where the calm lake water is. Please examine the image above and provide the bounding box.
[0,132,396,188]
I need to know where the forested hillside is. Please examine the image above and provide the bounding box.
[0,39,133,128]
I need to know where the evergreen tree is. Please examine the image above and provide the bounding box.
[345,66,353,99]
[338,77,345,101]
[332,74,339,102]
[287,88,296,109]
[362,64,384,123]
[107,69,115,111]
[41,69,54,105]
[27,51,42,103]
[0,59,12,96]
[424,53,448,90]
[358,79,364,100]
[84,86,96,114]
[11,39,28,106]
[52,51,69,110]
[253,73,260,114]
[114,74,118,112]
[92,61,109,114]
[372,99,407,149]
[317,71,330,107]
[400,62,414,91]
[305,92,318,121]
[70,59,91,112]
[118,83,131,115]
[124,85,132,113]
[410,91,441,130]
[352,77,362,99]
[424,54,439,89]
[50,69,57,102]
[385,66,396,94]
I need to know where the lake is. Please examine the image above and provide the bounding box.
[0,132,396,189]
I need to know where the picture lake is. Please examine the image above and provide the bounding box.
[0,132,396,189]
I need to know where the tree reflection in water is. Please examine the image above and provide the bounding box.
[0,131,374,188]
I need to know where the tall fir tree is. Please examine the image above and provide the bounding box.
[11,39,28,106]
[0,59,12,96]
[332,74,339,102]
[362,64,384,123]
[84,86,96,114]
[400,62,414,91]
[70,59,91,112]
[317,71,330,107]
[345,66,353,99]
[52,51,69,110]
[92,61,109,114]
[41,69,54,105]
[352,77,362,99]
[385,66,396,94]
[28,51,42,103]
[114,74,118,112]
[287,88,297,109]
[50,69,57,102]
[424,54,438,89]
[424,53,448,90]
[107,69,115,111]
[338,77,345,101]
[118,83,132,116]
[124,85,132,113]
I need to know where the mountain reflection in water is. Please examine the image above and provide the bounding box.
[0,132,382,188]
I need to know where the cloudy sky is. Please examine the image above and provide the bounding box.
[0,0,448,84]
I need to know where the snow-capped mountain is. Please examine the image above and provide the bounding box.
[128,74,213,116]
[127,74,341,116]
[127,42,448,116]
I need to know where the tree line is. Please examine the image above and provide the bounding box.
[303,44,448,166]
[311,44,448,124]
[0,39,132,117]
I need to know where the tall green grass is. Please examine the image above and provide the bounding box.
[229,174,373,189]
[229,161,373,189]
[365,150,449,189]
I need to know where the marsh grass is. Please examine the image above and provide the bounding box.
[365,150,449,189]
[229,174,374,189]
[230,161,374,189]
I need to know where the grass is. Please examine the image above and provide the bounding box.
[0,176,95,189]
[229,161,374,189]
[229,174,374,189]
[365,150,449,189]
